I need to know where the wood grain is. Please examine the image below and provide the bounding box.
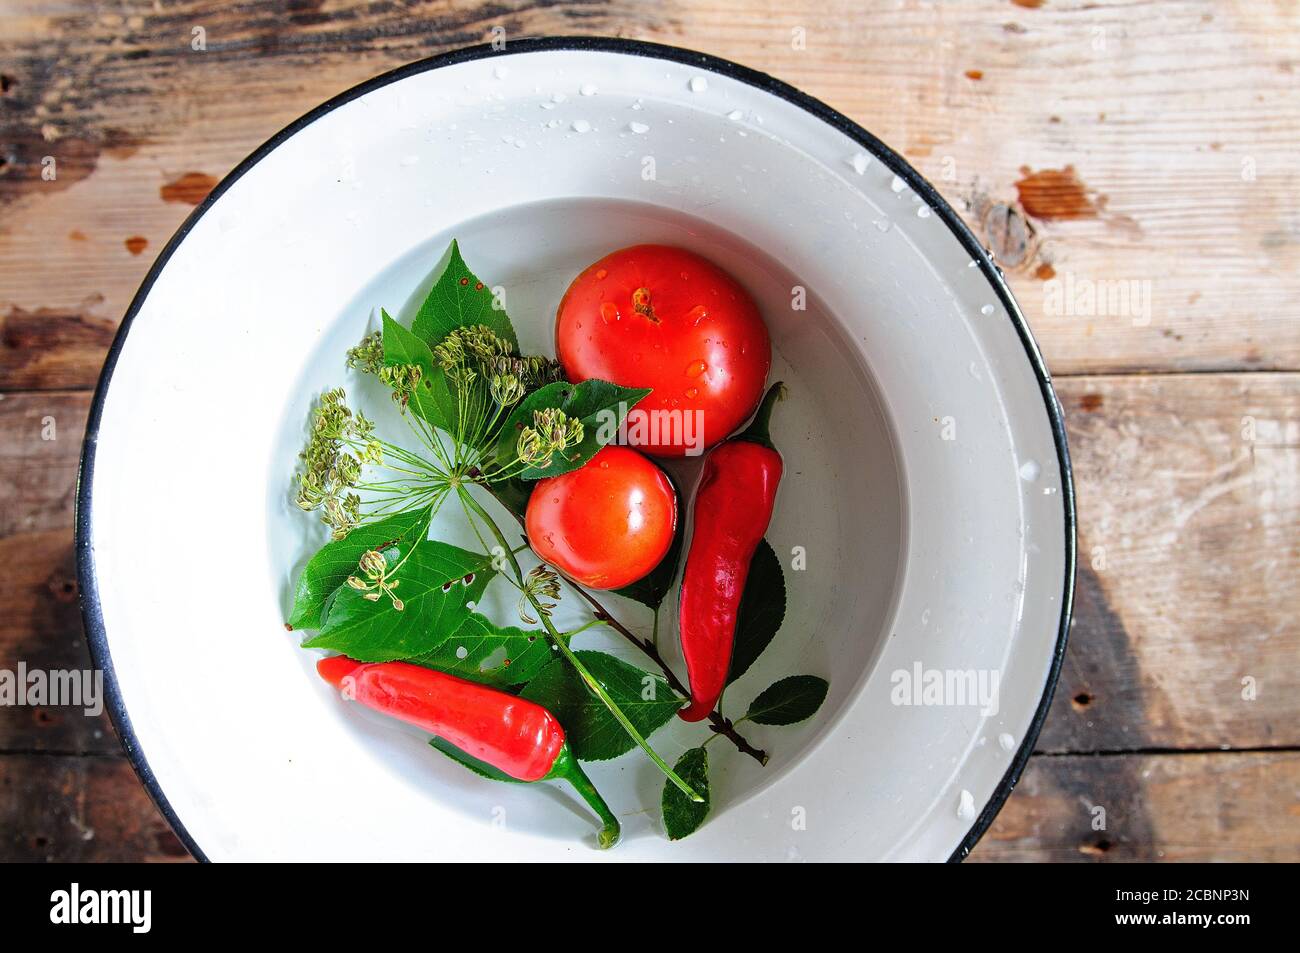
[0,392,117,753]
[971,751,1300,862]
[2,0,1298,388]
[0,754,189,861]
[1,0,1296,863]
[1043,374,1300,752]
[2,378,1294,757]
[3,748,1293,862]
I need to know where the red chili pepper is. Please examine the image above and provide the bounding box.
[318,655,620,847]
[677,382,785,722]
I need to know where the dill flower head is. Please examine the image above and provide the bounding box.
[516,408,584,469]
[296,389,378,538]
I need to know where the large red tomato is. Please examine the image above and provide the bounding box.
[556,244,771,457]
[525,446,677,590]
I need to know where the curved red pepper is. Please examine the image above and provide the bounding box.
[318,656,620,846]
[677,383,784,722]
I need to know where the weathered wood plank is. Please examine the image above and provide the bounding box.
[3,749,1293,861]
[971,751,1300,862]
[1042,374,1300,752]
[1,377,1295,758]
[0,754,189,861]
[1,0,1297,389]
[0,392,116,753]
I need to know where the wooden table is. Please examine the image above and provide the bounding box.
[2,0,1296,862]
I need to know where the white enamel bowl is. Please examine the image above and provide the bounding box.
[77,38,1074,862]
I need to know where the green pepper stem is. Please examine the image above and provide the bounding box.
[456,487,704,803]
[735,380,786,450]
[546,743,621,849]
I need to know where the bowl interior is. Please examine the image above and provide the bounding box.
[267,197,906,837]
[84,42,1068,861]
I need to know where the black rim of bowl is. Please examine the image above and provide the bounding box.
[75,35,1077,864]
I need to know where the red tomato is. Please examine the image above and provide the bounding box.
[556,244,771,457]
[525,446,677,590]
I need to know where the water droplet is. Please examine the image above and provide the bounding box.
[998,732,1016,751]
[890,175,906,193]
[873,217,892,233]
[727,109,744,121]
[579,83,598,96]
[981,304,995,316]
[493,65,508,80]
[551,92,567,103]
[1019,459,1041,482]
[455,646,468,659]
[917,205,931,218]
[628,121,649,134]
[571,119,591,134]
[689,76,708,93]
[687,305,708,325]
[600,302,619,324]
[685,386,699,399]
[957,789,976,820]
[685,359,707,377]
[847,152,871,175]
[596,268,608,280]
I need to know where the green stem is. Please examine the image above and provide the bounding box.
[546,743,620,849]
[735,380,786,450]
[456,487,703,802]
[565,618,609,638]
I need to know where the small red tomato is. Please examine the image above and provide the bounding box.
[556,244,771,457]
[525,446,677,590]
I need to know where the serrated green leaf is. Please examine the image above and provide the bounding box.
[411,239,518,351]
[412,613,556,687]
[662,747,710,840]
[744,675,828,726]
[727,539,786,684]
[614,471,684,609]
[302,540,495,661]
[495,379,651,480]
[520,651,681,761]
[286,507,432,631]
[380,308,459,431]
[430,736,523,783]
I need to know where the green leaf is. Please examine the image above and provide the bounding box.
[520,651,681,761]
[411,613,556,687]
[411,239,518,351]
[488,476,532,524]
[429,736,523,783]
[744,675,829,726]
[726,539,786,684]
[286,507,432,631]
[662,747,710,840]
[614,472,685,609]
[302,540,495,661]
[496,379,651,480]
[381,308,459,431]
